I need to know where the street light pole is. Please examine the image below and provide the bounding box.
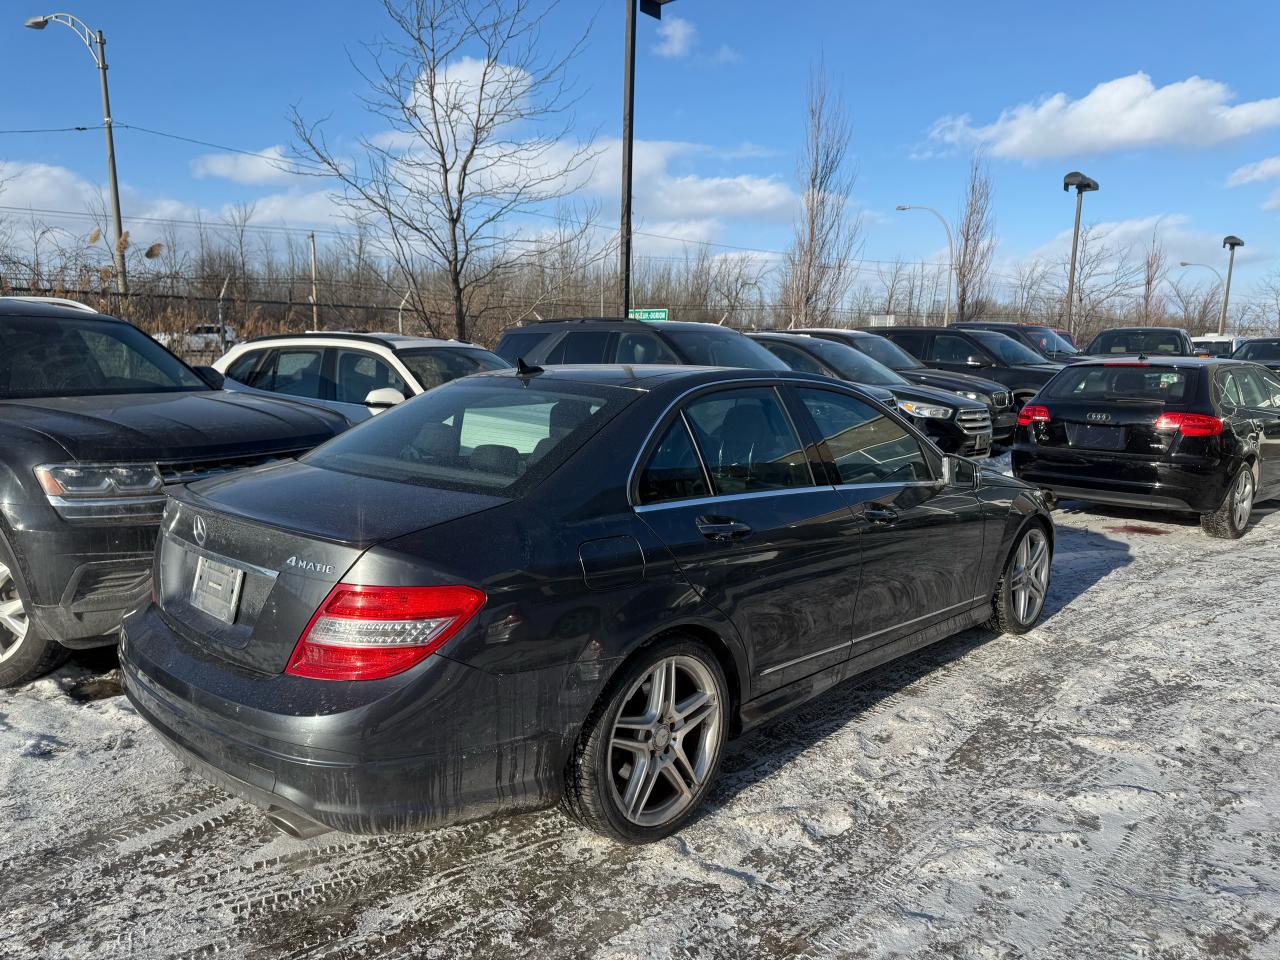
[1062,172,1099,336]
[1219,236,1244,337]
[895,204,954,325]
[26,13,127,296]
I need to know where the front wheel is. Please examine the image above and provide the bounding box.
[562,638,729,843]
[985,524,1052,634]
[0,555,69,687]
[1201,467,1254,540]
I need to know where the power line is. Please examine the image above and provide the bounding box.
[0,124,100,135]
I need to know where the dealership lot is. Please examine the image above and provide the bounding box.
[3,496,1278,960]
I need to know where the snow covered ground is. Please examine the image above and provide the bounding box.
[3,500,1280,959]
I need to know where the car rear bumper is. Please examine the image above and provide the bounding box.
[1011,447,1232,513]
[119,603,572,835]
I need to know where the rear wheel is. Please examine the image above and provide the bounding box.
[0,554,68,687]
[563,638,728,843]
[985,524,1051,634]
[1201,467,1254,540]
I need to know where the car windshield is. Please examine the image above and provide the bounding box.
[804,338,907,386]
[397,347,510,391]
[849,333,925,369]
[1088,330,1185,356]
[1042,364,1192,403]
[304,376,633,494]
[1234,340,1280,362]
[0,314,208,399]
[663,328,788,369]
[1026,327,1078,355]
[972,331,1047,365]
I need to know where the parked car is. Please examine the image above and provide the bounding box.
[749,332,993,456]
[1232,337,1280,372]
[951,322,1079,363]
[792,328,1018,444]
[155,323,238,354]
[1012,357,1280,538]
[494,317,788,371]
[120,364,1053,843]
[865,326,1061,409]
[215,332,510,423]
[1054,328,1077,348]
[1083,327,1195,357]
[1192,334,1245,359]
[0,298,350,686]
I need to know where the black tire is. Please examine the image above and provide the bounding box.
[984,522,1052,635]
[1201,467,1254,540]
[562,636,729,843]
[0,536,69,687]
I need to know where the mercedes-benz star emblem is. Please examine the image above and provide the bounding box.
[193,515,207,547]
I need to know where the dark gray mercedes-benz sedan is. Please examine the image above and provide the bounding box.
[121,365,1053,843]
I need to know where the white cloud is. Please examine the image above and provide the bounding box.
[191,145,297,185]
[711,44,741,65]
[653,16,696,58]
[930,73,1280,160]
[1227,155,1280,187]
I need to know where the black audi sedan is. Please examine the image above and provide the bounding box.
[122,364,1053,843]
[1012,357,1280,538]
[748,332,993,456]
[0,298,349,686]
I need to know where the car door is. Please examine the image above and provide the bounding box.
[633,384,862,694]
[1236,366,1280,493]
[790,385,986,657]
[332,347,411,420]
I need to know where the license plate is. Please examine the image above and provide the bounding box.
[1067,423,1125,451]
[191,555,244,624]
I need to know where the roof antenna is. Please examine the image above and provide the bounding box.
[515,357,544,377]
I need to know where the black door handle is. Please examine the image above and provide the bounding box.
[696,516,752,541]
[863,504,899,524]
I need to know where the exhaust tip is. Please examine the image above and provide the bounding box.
[265,806,331,840]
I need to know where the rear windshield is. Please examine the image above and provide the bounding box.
[1088,330,1186,356]
[0,315,208,399]
[1041,365,1193,403]
[1234,340,1280,363]
[663,329,788,370]
[304,377,633,494]
[397,347,509,390]
[972,331,1047,366]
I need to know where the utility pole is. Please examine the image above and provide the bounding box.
[1219,236,1244,337]
[308,232,318,329]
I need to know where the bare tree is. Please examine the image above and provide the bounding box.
[292,0,596,340]
[954,156,996,322]
[1139,225,1169,325]
[710,254,768,326]
[1255,268,1280,335]
[1168,277,1221,334]
[779,64,861,327]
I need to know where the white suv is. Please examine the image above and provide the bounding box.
[214,332,509,422]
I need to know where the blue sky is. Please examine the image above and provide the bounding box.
[4,0,1280,296]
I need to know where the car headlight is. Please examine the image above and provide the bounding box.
[897,400,954,420]
[34,463,166,521]
[958,391,985,402]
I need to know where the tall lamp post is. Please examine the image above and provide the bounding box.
[25,12,128,296]
[895,204,954,324]
[1219,235,1244,337]
[620,0,675,319]
[1062,171,1099,335]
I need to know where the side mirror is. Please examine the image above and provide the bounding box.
[365,387,406,411]
[964,355,991,368]
[941,454,980,490]
[193,365,225,390]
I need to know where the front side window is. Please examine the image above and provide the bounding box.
[682,387,812,494]
[0,315,207,399]
[637,417,710,504]
[334,349,408,404]
[224,350,265,385]
[931,333,982,365]
[972,331,1045,365]
[797,388,932,485]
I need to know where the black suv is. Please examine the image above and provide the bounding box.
[1013,357,1280,538]
[0,298,348,685]
[1232,338,1280,372]
[495,318,787,370]
[952,322,1079,363]
[1084,327,1195,357]
[867,326,1061,408]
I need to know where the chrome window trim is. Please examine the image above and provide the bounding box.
[634,484,835,513]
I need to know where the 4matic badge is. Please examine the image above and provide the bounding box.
[285,555,336,575]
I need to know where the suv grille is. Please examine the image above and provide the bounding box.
[158,449,308,486]
[956,409,993,436]
[991,391,1011,408]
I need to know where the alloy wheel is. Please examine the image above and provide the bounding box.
[1232,470,1254,532]
[1009,529,1050,625]
[608,655,723,828]
[0,560,31,663]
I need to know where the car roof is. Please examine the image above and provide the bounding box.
[1238,336,1280,343]
[791,328,876,338]
[1091,326,1187,335]
[512,318,745,334]
[467,363,859,392]
[0,297,121,321]
[238,331,486,350]
[1069,355,1221,368]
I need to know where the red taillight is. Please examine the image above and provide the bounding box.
[1017,404,1051,426]
[1154,412,1223,437]
[285,584,487,681]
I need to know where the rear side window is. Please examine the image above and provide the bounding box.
[683,387,812,494]
[759,341,827,375]
[1043,365,1191,402]
[637,418,710,504]
[495,329,550,364]
[797,388,932,485]
[545,331,613,364]
[269,348,328,399]
[884,330,926,358]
